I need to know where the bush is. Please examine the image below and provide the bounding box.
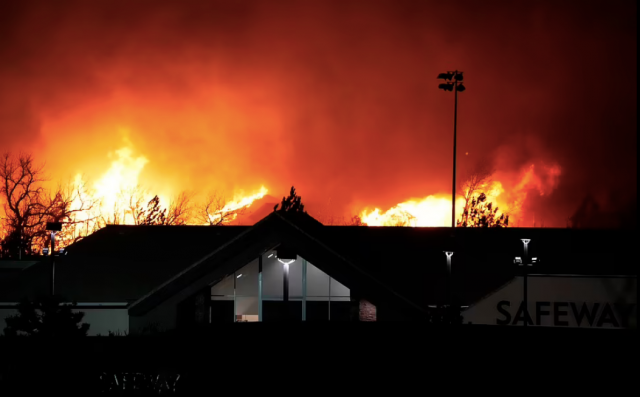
[3,295,90,337]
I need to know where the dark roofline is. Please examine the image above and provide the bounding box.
[0,260,40,270]
[127,212,284,312]
[100,224,252,229]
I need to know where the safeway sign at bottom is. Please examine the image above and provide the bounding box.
[462,275,636,328]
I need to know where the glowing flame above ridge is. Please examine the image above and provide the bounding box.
[94,146,149,215]
[207,186,268,225]
[360,195,467,227]
[358,163,561,227]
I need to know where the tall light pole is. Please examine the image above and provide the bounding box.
[437,71,466,227]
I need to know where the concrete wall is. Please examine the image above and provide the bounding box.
[79,309,129,336]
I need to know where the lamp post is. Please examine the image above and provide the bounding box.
[513,239,539,327]
[444,251,454,311]
[46,222,62,296]
[277,258,294,308]
[437,71,466,228]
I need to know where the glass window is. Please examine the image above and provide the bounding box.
[210,259,260,322]
[235,259,259,322]
[235,259,258,296]
[235,297,259,322]
[206,254,352,322]
[211,273,234,296]
[289,257,303,299]
[330,278,350,300]
[262,252,283,299]
[304,260,350,320]
[306,262,330,297]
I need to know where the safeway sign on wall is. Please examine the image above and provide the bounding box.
[462,276,637,328]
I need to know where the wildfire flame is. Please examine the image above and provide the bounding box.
[94,146,150,217]
[1,135,563,258]
[70,144,268,230]
[359,163,561,227]
[360,196,467,227]
[206,186,269,225]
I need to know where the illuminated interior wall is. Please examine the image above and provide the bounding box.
[76,308,129,336]
[209,251,350,321]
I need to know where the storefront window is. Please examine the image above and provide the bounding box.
[208,252,350,322]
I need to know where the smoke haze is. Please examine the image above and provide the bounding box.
[0,0,636,227]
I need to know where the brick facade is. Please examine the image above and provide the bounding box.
[359,299,377,321]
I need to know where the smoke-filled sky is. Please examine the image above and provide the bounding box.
[0,0,636,227]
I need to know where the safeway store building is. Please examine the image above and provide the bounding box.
[0,211,636,333]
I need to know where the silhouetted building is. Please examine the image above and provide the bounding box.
[0,211,636,334]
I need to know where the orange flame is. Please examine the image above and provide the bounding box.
[360,196,467,227]
[358,163,561,227]
[205,186,269,225]
[71,144,268,230]
[94,146,149,214]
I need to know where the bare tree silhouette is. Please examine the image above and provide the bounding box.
[0,152,48,257]
[1,153,98,256]
[458,192,509,228]
[346,214,365,226]
[166,191,194,225]
[196,191,247,225]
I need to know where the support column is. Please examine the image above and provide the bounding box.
[258,254,263,321]
[233,269,237,322]
[328,277,332,321]
[302,258,307,321]
[283,263,289,302]
[194,288,208,326]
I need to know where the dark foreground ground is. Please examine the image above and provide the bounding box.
[0,325,637,394]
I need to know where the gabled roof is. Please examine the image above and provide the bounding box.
[129,211,430,317]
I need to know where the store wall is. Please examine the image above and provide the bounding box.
[463,276,637,328]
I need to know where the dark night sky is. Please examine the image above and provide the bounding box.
[0,0,636,227]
